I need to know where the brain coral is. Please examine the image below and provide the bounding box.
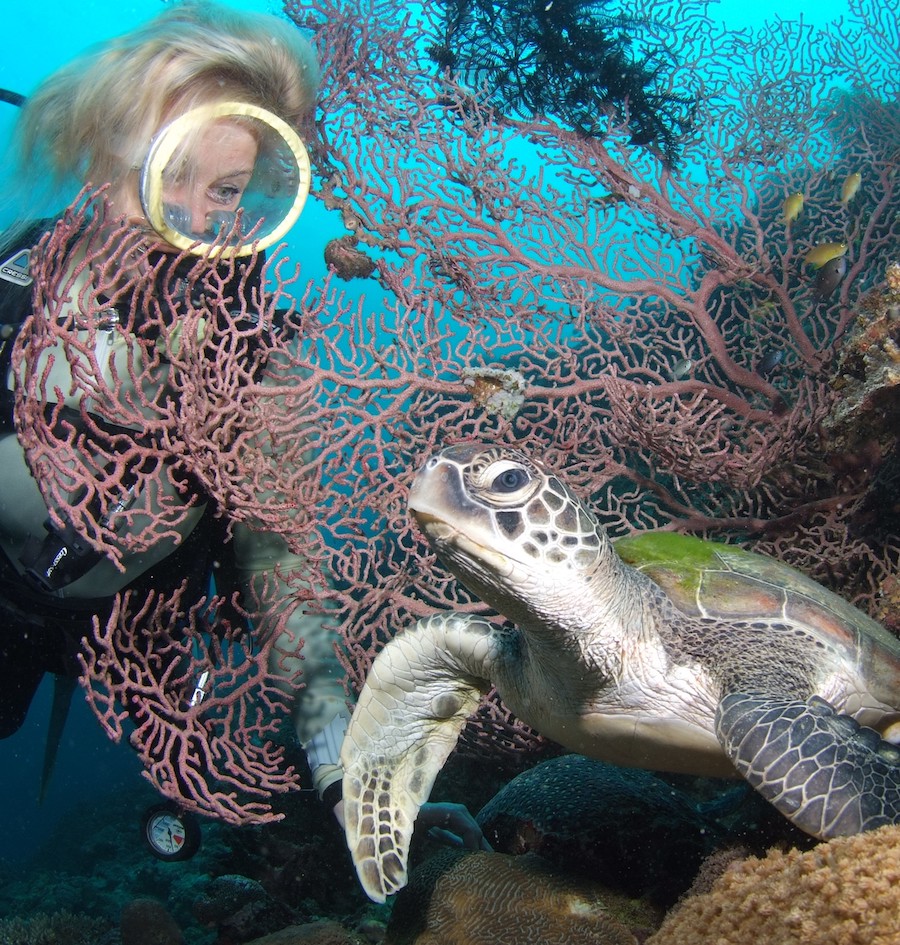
[477,754,727,904]
[647,824,900,945]
[385,850,643,945]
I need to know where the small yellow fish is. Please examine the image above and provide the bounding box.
[781,192,804,222]
[840,172,862,205]
[804,241,847,269]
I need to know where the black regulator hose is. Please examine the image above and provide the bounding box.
[0,89,25,108]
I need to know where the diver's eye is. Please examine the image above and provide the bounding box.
[208,183,243,205]
[491,466,530,493]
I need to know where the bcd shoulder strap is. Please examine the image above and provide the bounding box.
[0,221,52,432]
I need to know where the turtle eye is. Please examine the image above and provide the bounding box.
[491,465,530,493]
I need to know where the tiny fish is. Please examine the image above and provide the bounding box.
[671,357,693,379]
[813,255,847,301]
[755,349,784,377]
[840,172,862,205]
[781,192,804,223]
[804,241,847,269]
[592,193,626,207]
[748,299,777,321]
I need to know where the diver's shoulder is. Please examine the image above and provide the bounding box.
[0,218,55,323]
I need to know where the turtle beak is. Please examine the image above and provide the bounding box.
[410,463,481,542]
[408,453,468,524]
[409,447,523,581]
[409,463,458,543]
[411,509,455,543]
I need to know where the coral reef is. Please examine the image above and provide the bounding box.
[193,874,295,942]
[121,898,185,945]
[0,780,376,944]
[476,755,732,905]
[214,783,367,919]
[825,261,900,464]
[384,849,650,945]
[242,921,367,944]
[764,260,900,631]
[646,824,900,945]
[0,794,214,941]
[0,910,111,945]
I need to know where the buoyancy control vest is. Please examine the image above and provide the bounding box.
[0,219,266,602]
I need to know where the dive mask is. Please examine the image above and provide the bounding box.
[139,101,311,257]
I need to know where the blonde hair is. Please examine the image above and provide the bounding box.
[5,1,318,224]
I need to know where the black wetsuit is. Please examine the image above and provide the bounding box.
[0,518,224,737]
[0,222,261,737]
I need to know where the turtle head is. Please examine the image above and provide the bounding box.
[409,443,611,627]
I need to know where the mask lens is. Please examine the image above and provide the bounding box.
[205,210,239,238]
[163,204,240,241]
[140,102,310,257]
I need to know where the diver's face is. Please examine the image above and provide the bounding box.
[163,120,258,237]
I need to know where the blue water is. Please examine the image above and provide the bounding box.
[0,0,856,884]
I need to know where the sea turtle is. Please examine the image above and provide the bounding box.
[341,443,900,902]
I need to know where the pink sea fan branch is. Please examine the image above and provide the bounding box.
[80,581,304,825]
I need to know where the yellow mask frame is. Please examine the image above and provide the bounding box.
[139,101,311,258]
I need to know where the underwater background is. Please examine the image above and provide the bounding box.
[1,0,891,943]
[0,0,848,866]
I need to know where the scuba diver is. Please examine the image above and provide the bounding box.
[0,1,483,851]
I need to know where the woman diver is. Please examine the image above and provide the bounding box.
[0,0,482,851]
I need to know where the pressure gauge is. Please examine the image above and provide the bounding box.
[141,801,201,861]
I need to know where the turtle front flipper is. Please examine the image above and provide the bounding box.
[341,612,497,902]
[716,692,900,838]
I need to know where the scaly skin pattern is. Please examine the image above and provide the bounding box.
[717,693,900,837]
[342,443,900,901]
[341,612,499,902]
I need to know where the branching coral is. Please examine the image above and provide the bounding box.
[0,910,110,945]
[425,0,696,165]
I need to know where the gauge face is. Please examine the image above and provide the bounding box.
[141,802,201,861]
[148,812,186,854]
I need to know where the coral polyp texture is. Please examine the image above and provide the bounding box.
[646,824,900,945]
[385,850,643,945]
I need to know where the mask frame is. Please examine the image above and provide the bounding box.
[139,101,311,257]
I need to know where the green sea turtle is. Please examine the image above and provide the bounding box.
[341,444,900,902]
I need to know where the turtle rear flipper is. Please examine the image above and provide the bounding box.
[341,613,495,902]
[716,692,900,838]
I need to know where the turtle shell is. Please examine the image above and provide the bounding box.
[615,532,900,706]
